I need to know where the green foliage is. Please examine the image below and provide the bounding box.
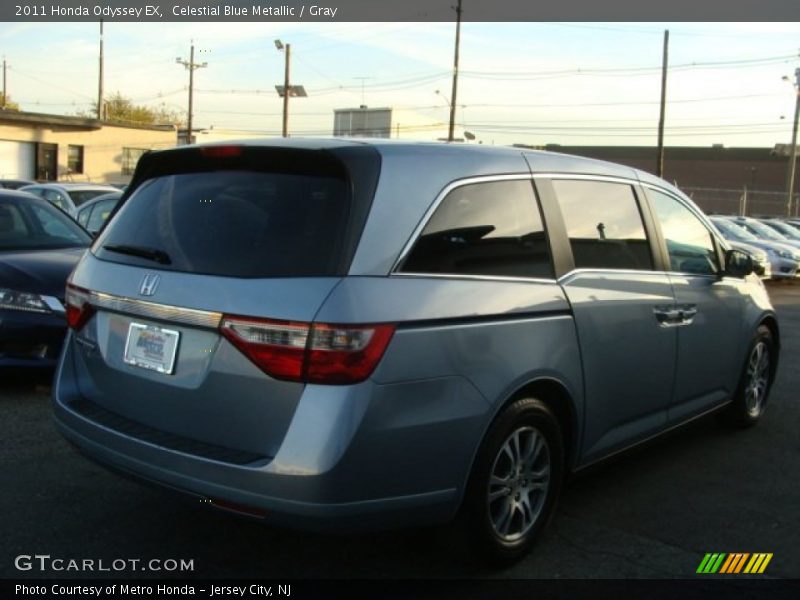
[78,92,185,126]
[0,92,20,110]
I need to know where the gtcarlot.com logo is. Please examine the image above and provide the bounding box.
[696,552,773,574]
[14,554,194,573]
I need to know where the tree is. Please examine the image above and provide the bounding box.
[0,92,20,111]
[78,92,185,126]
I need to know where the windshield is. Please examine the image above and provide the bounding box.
[764,220,800,240]
[711,218,758,242]
[0,198,92,251]
[741,219,789,241]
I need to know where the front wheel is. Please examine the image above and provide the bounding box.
[461,397,564,563]
[722,325,776,427]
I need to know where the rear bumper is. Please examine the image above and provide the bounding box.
[51,335,488,532]
[0,309,66,368]
[53,414,457,532]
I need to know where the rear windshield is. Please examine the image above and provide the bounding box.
[94,169,351,278]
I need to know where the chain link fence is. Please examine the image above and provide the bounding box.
[680,186,800,218]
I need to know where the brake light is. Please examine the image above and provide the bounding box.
[219,316,395,385]
[65,284,95,330]
[200,145,243,158]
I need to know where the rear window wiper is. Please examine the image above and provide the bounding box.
[102,244,172,265]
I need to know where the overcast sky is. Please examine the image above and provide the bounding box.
[1,20,799,146]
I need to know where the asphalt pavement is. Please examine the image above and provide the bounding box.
[2,282,798,579]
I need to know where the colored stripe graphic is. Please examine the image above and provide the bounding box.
[744,553,774,574]
[728,553,749,573]
[698,552,773,574]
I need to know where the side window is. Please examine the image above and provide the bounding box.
[552,179,653,271]
[76,205,92,227]
[400,179,554,279]
[649,189,719,275]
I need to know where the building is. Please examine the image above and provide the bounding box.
[517,144,798,216]
[0,110,176,184]
[333,106,451,140]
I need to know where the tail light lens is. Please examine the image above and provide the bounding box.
[220,316,395,385]
[65,284,95,330]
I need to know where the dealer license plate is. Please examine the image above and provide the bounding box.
[123,322,180,375]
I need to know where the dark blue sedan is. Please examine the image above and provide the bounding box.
[0,190,91,369]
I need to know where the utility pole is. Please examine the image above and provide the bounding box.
[2,58,6,109]
[448,0,462,142]
[656,29,669,177]
[785,67,800,217]
[97,20,104,119]
[176,42,207,145]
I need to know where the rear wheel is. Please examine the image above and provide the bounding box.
[462,397,564,563]
[722,325,775,427]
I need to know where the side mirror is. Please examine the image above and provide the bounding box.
[724,249,754,278]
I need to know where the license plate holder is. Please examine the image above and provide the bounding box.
[123,322,180,375]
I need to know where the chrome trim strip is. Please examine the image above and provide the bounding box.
[89,291,222,329]
[531,173,640,185]
[557,268,668,285]
[390,173,534,272]
[390,272,558,285]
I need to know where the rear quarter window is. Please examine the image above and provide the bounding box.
[399,179,554,279]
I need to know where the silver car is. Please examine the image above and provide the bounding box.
[710,217,799,280]
[53,140,780,561]
[19,183,120,217]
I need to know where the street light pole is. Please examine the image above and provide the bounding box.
[282,43,290,137]
[785,67,800,217]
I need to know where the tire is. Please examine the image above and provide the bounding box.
[722,325,775,428]
[461,397,564,563]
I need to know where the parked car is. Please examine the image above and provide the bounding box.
[74,192,122,236]
[724,215,800,252]
[759,218,800,243]
[710,217,798,280]
[0,178,36,190]
[19,182,120,217]
[0,189,92,368]
[53,141,780,561]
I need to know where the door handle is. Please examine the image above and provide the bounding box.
[678,304,698,324]
[653,306,683,326]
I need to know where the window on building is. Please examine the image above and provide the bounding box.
[552,179,653,271]
[121,148,148,176]
[67,145,84,174]
[400,180,554,279]
[649,189,719,276]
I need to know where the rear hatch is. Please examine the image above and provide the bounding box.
[63,143,380,460]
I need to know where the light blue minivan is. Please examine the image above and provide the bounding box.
[53,140,779,561]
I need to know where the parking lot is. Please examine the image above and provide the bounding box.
[1,281,798,580]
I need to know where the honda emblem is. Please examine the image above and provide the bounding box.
[139,273,161,297]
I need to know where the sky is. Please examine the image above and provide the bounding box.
[0,20,799,147]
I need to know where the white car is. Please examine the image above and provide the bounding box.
[19,183,120,218]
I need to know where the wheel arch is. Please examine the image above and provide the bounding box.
[455,376,580,515]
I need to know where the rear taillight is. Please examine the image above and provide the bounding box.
[65,284,95,330]
[219,316,395,385]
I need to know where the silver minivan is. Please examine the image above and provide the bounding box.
[53,140,780,561]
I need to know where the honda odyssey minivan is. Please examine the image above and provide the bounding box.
[53,140,780,561]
